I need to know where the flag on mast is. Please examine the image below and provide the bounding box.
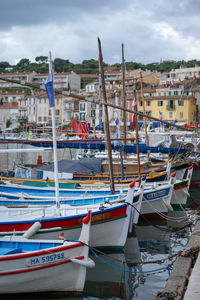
[45,61,55,107]
[159,111,163,128]
[115,92,120,138]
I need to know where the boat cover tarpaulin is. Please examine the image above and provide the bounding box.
[36,158,104,175]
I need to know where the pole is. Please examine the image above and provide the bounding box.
[98,37,115,194]
[134,89,141,186]
[122,44,127,159]
[48,52,60,210]
[140,72,150,161]
[115,91,124,180]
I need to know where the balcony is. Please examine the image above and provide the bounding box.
[167,105,176,110]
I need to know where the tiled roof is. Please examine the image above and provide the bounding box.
[0,72,34,76]
[0,102,18,109]
[78,74,98,78]
[0,91,24,95]
[35,72,72,77]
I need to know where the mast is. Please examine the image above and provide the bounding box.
[115,91,124,180]
[98,37,115,194]
[140,72,150,161]
[122,43,127,159]
[46,52,60,210]
[134,88,141,185]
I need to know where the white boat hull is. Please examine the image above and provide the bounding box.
[0,247,86,293]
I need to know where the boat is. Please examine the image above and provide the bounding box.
[0,210,95,294]
[0,180,144,249]
[0,165,193,214]
[0,168,169,184]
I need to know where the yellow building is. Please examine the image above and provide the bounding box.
[137,87,197,125]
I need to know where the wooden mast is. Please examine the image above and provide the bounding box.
[122,43,127,159]
[140,71,150,161]
[134,88,141,186]
[98,37,115,194]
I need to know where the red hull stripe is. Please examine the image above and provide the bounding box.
[0,256,84,276]
[0,243,82,261]
[174,184,187,190]
[0,205,127,233]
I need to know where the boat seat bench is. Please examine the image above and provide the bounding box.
[0,247,22,255]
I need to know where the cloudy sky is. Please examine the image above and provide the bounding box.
[0,0,200,65]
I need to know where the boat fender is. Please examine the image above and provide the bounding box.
[23,222,42,239]
[71,257,95,268]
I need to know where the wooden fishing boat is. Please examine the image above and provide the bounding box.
[0,181,143,248]
[0,169,168,185]
[0,210,95,294]
[0,173,176,220]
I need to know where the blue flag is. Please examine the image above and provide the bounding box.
[45,72,55,107]
[115,117,119,126]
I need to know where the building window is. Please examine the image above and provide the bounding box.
[91,103,96,109]
[80,103,85,111]
[91,110,96,117]
[158,100,163,107]
[179,112,184,119]
[169,111,173,119]
[99,110,103,117]
[139,101,142,106]
[80,113,85,121]
[57,98,59,105]
[178,99,184,106]
[146,100,151,106]
[168,100,175,109]
[55,110,60,115]
[38,116,42,122]
[44,116,47,122]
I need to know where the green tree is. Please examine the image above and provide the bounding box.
[35,56,48,64]
[16,58,31,68]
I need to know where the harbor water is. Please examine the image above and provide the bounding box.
[0,143,196,299]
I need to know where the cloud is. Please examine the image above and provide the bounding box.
[0,0,200,64]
